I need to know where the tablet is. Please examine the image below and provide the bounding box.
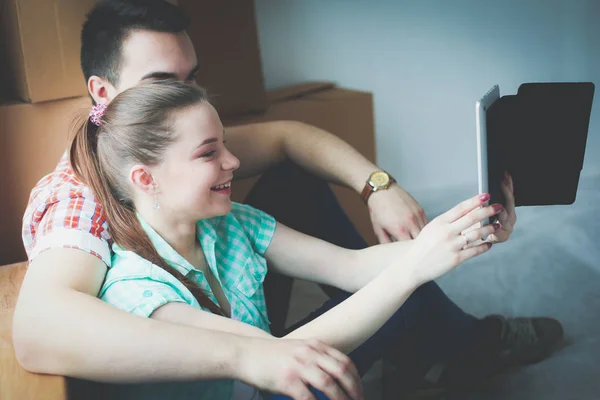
[476,85,500,225]
[475,82,594,220]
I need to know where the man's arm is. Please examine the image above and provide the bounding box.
[226,121,427,241]
[12,248,244,382]
[12,248,362,399]
[228,121,373,192]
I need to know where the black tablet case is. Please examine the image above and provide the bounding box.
[485,82,595,207]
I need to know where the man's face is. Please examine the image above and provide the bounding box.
[112,30,198,98]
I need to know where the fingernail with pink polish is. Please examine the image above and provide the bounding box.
[479,193,490,203]
[492,204,504,213]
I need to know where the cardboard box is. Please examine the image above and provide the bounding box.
[0,0,97,103]
[0,97,92,265]
[225,82,378,246]
[180,0,267,118]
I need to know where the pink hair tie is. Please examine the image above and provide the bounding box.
[89,103,107,127]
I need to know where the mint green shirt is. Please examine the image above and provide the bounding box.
[99,202,277,399]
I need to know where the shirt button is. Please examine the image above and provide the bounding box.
[143,290,153,298]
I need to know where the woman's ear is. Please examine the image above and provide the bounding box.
[88,75,119,105]
[130,165,157,194]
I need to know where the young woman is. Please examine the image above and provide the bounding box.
[69,80,502,400]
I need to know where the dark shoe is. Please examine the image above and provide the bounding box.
[482,315,565,365]
[383,316,564,399]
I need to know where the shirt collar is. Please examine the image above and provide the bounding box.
[135,213,220,276]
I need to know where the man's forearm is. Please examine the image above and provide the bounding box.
[13,288,246,382]
[228,121,377,193]
[277,121,377,192]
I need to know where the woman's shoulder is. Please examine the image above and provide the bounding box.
[108,243,168,281]
[229,202,274,226]
[215,202,276,255]
[201,202,271,231]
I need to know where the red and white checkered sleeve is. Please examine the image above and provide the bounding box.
[25,189,112,267]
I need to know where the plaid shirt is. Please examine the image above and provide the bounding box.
[22,152,113,265]
[100,203,275,400]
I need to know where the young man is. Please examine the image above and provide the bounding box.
[13,0,563,398]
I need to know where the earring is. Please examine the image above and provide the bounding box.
[153,188,160,211]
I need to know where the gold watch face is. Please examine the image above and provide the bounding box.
[370,171,390,188]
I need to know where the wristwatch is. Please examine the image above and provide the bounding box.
[360,171,396,203]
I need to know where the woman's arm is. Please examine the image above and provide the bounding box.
[266,229,417,353]
[151,302,273,338]
[284,266,416,353]
[152,196,499,356]
[268,195,500,353]
[265,223,417,293]
[150,303,364,399]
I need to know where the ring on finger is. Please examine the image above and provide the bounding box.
[461,233,470,246]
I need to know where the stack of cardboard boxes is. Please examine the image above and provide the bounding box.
[0,0,376,266]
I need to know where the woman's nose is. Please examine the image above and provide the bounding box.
[222,148,240,172]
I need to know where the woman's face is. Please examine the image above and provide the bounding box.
[149,102,240,222]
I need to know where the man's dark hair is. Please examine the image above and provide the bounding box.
[81,0,189,86]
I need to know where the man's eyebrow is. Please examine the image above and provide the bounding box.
[140,71,177,81]
[186,64,201,79]
[140,65,200,82]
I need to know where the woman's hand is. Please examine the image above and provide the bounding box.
[403,193,502,286]
[461,172,517,246]
[486,172,517,243]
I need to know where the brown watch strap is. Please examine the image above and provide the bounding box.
[361,176,396,204]
[360,182,374,203]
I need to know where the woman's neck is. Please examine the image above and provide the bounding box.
[138,206,200,263]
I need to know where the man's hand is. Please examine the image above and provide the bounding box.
[368,184,428,243]
[239,338,363,400]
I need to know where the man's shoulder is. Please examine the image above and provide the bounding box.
[22,152,110,260]
[27,152,96,207]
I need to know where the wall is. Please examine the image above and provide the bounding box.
[255,0,600,198]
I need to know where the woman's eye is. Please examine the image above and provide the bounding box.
[200,150,216,158]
